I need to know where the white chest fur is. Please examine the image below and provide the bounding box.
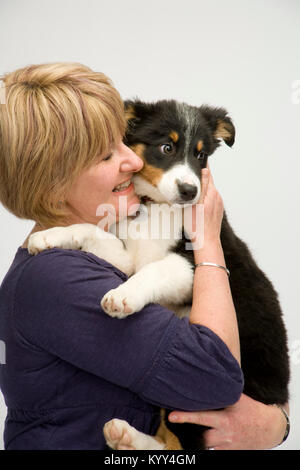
[115,203,184,272]
[28,203,194,318]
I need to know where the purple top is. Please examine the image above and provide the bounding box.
[0,247,243,450]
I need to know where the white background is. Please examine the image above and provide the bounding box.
[0,0,299,450]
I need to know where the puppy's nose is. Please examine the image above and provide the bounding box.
[177,182,198,201]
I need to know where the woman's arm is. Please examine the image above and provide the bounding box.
[169,394,290,450]
[14,247,243,412]
[187,168,241,364]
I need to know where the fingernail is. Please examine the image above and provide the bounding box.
[169,414,179,422]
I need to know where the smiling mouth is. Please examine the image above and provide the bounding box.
[112,179,132,192]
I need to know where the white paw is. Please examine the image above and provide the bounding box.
[103,418,165,451]
[28,227,81,255]
[103,419,138,450]
[100,285,144,319]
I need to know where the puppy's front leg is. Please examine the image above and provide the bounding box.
[28,224,134,277]
[101,253,193,318]
[103,419,166,450]
[28,224,99,253]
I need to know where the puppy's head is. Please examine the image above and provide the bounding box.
[124,99,235,205]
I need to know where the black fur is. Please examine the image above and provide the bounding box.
[124,99,290,450]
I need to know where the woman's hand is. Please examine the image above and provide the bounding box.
[184,167,224,247]
[187,166,241,363]
[168,394,288,450]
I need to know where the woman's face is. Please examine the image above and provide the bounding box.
[66,141,144,228]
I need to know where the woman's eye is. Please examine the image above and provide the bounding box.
[160,143,174,155]
[103,153,113,161]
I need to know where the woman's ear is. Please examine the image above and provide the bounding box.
[200,105,235,147]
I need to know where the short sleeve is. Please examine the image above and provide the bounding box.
[13,248,243,411]
[136,319,243,410]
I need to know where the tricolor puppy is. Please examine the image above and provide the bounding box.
[29,99,289,450]
[124,99,234,207]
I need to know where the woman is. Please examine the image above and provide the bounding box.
[0,63,288,450]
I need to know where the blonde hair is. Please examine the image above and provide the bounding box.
[0,63,126,227]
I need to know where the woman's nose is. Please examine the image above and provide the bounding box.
[120,144,144,173]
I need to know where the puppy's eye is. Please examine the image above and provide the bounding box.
[160,143,174,155]
[196,150,207,161]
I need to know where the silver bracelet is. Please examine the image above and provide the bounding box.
[195,262,230,277]
[273,404,290,445]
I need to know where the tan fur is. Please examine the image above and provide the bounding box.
[130,143,164,186]
[130,143,146,159]
[215,119,232,141]
[140,164,164,186]
[125,105,136,121]
[169,131,179,143]
[197,140,203,152]
[153,410,183,450]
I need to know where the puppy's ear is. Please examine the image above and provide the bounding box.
[124,100,140,124]
[200,105,235,147]
[124,99,157,126]
[124,100,159,145]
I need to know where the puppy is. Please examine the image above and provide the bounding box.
[29,99,290,450]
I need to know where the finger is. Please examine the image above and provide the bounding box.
[199,169,210,204]
[168,410,221,428]
[206,162,212,179]
[206,165,215,188]
[203,429,226,449]
[203,167,217,197]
